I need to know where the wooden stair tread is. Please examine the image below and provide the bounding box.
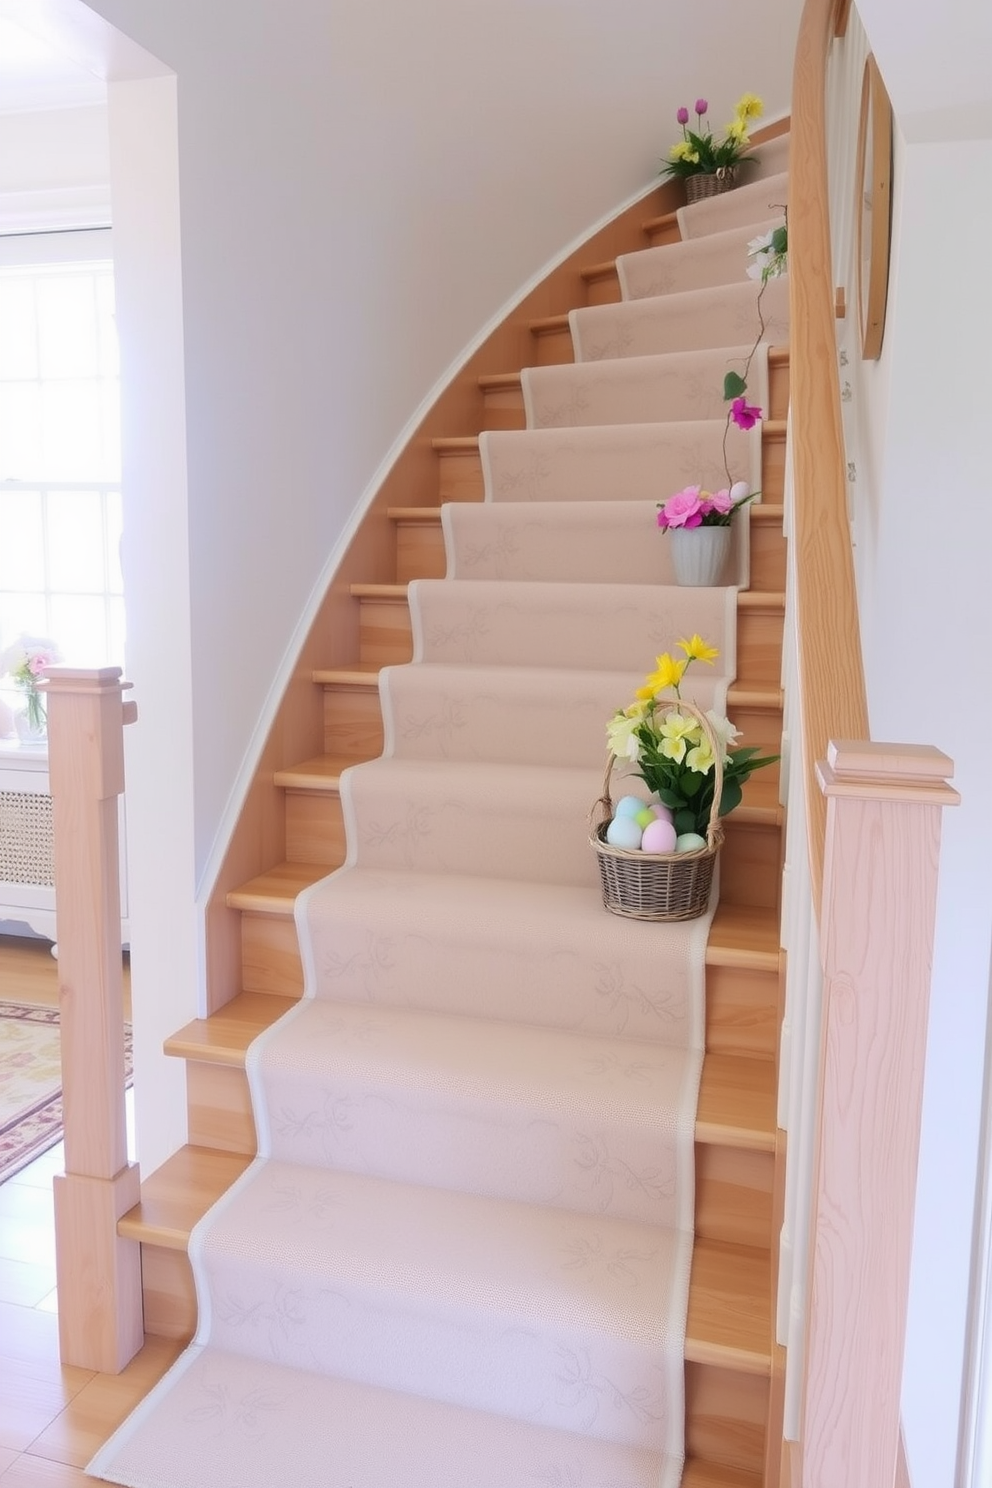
[118,1145,252,1248]
[313,662,381,684]
[351,581,785,611]
[641,207,681,235]
[480,348,789,394]
[580,260,619,283]
[273,754,355,790]
[387,501,784,527]
[316,663,782,717]
[165,990,773,1155]
[530,312,570,334]
[225,860,332,913]
[121,1145,769,1374]
[165,992,296,1065]
[430,428,785,456]
[229,862,782,955]
[682,1463,761,1488]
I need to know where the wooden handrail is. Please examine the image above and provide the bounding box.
[789,0,869,911]
[42,666,143,1373]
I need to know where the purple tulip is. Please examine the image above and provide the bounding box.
[695,99,708,117]
[676,106,689,125]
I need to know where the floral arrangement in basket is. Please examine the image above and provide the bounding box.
[0,634,60,732]
[660,93,764,182]
[591,635,778,921]
[656,218,789,549]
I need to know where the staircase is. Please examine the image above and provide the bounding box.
[118,134,790,1487]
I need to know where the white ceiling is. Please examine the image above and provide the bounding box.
[0,15,105,113]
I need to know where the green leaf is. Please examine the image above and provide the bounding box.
[770,226,788,255]
[674,808,698,835]
[681,773,702,798]
[723,371,747,400]
[717,778,743,816]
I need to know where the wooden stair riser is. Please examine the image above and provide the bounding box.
[434,425,788,508]
[687,1363,767,1477]
[531,318,573,366]
[481,355,790,429]
[324,681,385,758]
[580,263,622,306]
[354,590,784,687]
[393,507,787,592]
[238,911,780,1060]
[644,214,682,249]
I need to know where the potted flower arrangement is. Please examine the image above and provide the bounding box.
[591,635,778,920]
[661,93,764,203]
[657,219,789,585]
[0,634,60,739]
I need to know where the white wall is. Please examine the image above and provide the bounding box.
[0,103,110,230]
[831,9,992,1485]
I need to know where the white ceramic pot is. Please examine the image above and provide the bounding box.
[669,524,732,586]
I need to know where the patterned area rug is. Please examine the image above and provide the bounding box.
[0,1000,132,1183]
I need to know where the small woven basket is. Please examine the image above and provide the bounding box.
[590,701,724,922]
[684,166,740,204]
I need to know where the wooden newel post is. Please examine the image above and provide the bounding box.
[41,666,143,1373]
[800,741,958,1487]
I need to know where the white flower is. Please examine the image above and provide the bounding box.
[606,708,644,762]
[705,709,741,757]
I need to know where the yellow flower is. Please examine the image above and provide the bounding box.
[686,735,717,774]
[637,652,686,701]
[669,141,700,165]
[725,117,749,145]
[607,704,647,762]
[735,92,764,121]
[658,711,698,764]
[677,634,720,665]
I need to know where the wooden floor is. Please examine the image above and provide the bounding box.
[0,937,178,1487]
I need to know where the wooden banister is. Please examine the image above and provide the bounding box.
[789,0,869,911]
[41,666,143,1373]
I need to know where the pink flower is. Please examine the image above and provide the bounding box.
[659,485,704,529]
[27,652,54,676]
[730,396,762,431]
[709,488,733,515]
[695,99,708,117]
[676,106,689,125]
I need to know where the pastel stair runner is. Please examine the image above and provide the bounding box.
[93,134,788,1488]
[479,420,762,506]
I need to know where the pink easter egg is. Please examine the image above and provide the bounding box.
[650,803,674,824]
[640,817,677,854]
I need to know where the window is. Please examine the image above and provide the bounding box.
[0,230,122,703]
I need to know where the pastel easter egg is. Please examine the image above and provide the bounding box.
[650,803,674,824]
[614,795,648,820]
[634,807,655,829]
[606,815,643,850]
[675,831,708,853]
[641,818,677,854]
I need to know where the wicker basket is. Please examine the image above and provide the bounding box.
[684,166,740,204]
[590,701,724,922]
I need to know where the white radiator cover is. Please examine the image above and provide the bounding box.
[0,741,128,942]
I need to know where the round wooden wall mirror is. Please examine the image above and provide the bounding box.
[855,54,893,359]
